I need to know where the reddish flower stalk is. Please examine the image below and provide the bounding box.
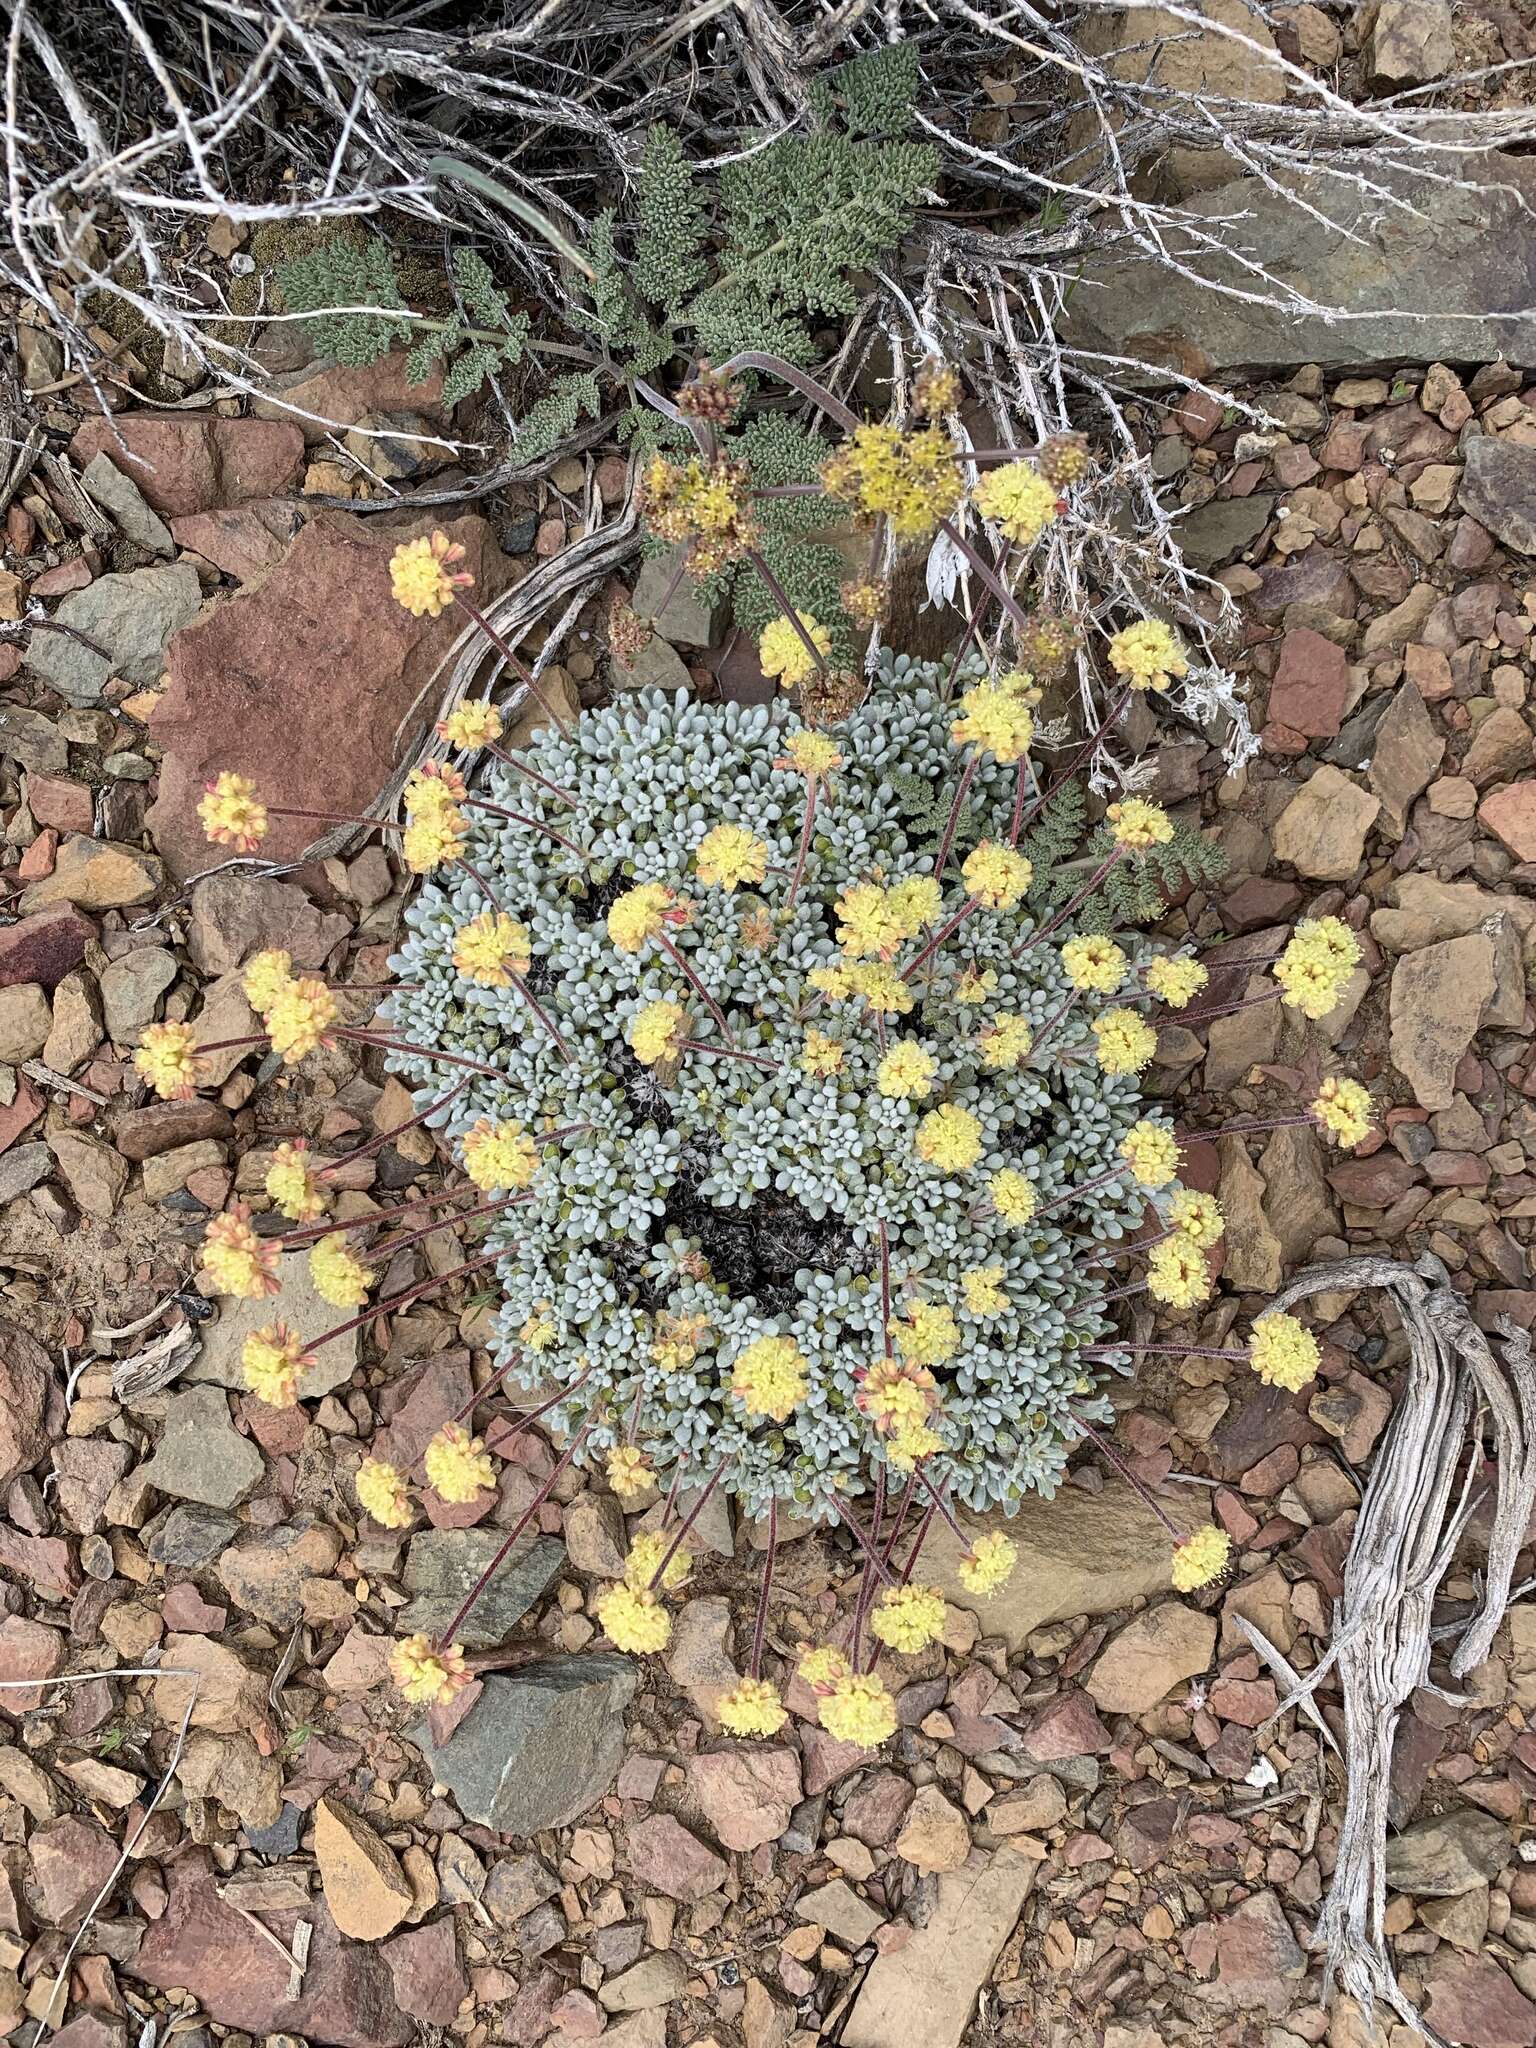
[646,1465,725,1591]
[1081,1342,1246,1361]
[658,934,736,1047]
[486,742,578,807]
[1010,685,1132,846]
[276,1184,532,1253]
[1028,988,1080,1061]
[827,1491,898,1588]
[901,897,979,982]
[435,1419,593,1649]
[1070,1412,1182,1544]
[1013,847,1125,958]
[317,1077,470,1173]
[746,548,832,680]
[1178,988,1283,1026]
[336,1028,524,1081]
[302,1244,510,1366]
[457,593,573,732]
[467,797,589,860]
[783,778,817,918]
[680,1039,780,1072]
[363,1189,532,1267]
[479,1370,593,1454]
[1032,1160,1129,1220]
[1175,1112,1316,1143]
[878,1221,892,1339]
[935,517,1031,635]
[933,749,978,881]
[897,1495,942,1589]
[750,1499,777,1681]
[914,1463,967,1545]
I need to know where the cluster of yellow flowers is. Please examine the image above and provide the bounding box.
[1107,798,1175,853]
[870,1583,946,1653]
[356,1456,413,1530]
[1171,1523,1232,1592]
[1107,618,1188,693]
[239,947,339,1065]
[452,911,531,988]
[461,1118,539,1192]
[200,1206,279,1300]
[1249,1311,1321,1391]
[389,1633,472,1706]
[1090,1006,1159,1076]
[1274,916,1362,1021]
[640,455,759,573]
[1144,954,1208,1008]
[731,1335,809,1421]
[197,770,269,853]
[1145,1236,1212,1309]
[1120,1119,1181,1189]
[1313,1074,1373,1149]
[438,699,504,751]
[915,1102,983,1172]
[972,460,1061,547]
[311,1231,373,1310]
[389,529,474,618]
[951,674,1036,764]
[628,999,689,1069]
[759,614,832,688]
[1062,934,1127,995]
[134,1021,204,1102]
[820,422,965,540]
[425,1422,496,1503]
[961,841,1033,911]
[595,1530,697,1656]
[241,1322,312,1407]
[265,1139,328,1223]
[608,881,691,954]
[696,822,770,891]
[834,875,942,960]
[402,758,470,877]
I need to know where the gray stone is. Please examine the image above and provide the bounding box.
[48,1130,128,1220]
[42,969,102,1074]
[1368,0,1454,87]
[631,545,723,648]
[80,453,175,556]
[401,1528,564,1650]
[415,1656,637,1834]
[22,564,204,707]
[100,948,178,1043]
[1385,1810,1510,1897]
[146,1504,240,1568]
[187,1254,358,1401]
[610,633,693,695]
[142,1139,226,1204]
[139,1386,262,1509]
[1368,681,1444,835]
[795,1879,885,1947]
[1063,160,1536,377]
[1272,765,1380,882]
[598,1955,687,2014]
[1461,435,1536,557]
[1175,496,1274,571]
[0,1144,52,1206]
[0,707,68,774]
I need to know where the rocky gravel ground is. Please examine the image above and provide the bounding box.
[1,339,1535,2048]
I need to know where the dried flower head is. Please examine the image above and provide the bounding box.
[676,360,744,425]
[913,359,962,417]
[1038,433,1093,489]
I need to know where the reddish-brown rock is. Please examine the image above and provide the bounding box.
[128,1852,412,2048]
[1481,781,1536,863]
[689,1745,801,1852]
[624,1814,728,1901]
[1266,626,1350,738]
[382,1918,469,2025]
[170,500,303,582]
[0,907,95,990]
[0,1614,65,1712]
[1019,1689,1110,1761]
[0,1321,54,1489]
[69,416,304,516]
[147,512,510,877]
[1425,1954,1536,2048]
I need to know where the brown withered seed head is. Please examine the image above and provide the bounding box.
[1038,433,1093,488]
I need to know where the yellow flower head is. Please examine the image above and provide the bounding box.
[870,1583,946,1654]
[425,1422,495,1504]
[977,1014,1033,1071]
[623,1530,690,1594]
[1303,915,1362,971]
[134,1021,203,1103]
[1145,954,1208,1009]
[640,455,758,572]
[452,912,532,987]
[1313,1075,1374,1148]
[820,422,964,541]
[596,1583,672,1654]
[836,883,908,962]
[972,461,1059,546]
[1273,951,1349,1021]
[916,1103,983,1173]
[266,1140,329,1223]
[520,1308,557,1352]
[390,530,473,617]
[719,1678,789,1738]
[951,681,1035,764]
[197,771,268,853]
[759,613,832,688]
[389,1632,472,1706]
[265,977,339,1064]
[808,964,854,1003]
[357,1457,412,1530]
[888,876,943,934]
[1146,1238,1212,1309]
[954,965,998,1006]
[608,881,688,954]
[1091,1007,1158,1076]
[891,1300,960,1367]
[651,1310,710,1374]
[731,1335,808,1422]
[1061,933,1128,995]
[819,1672,898,1750]
[310,1232,373,1310]
[801,1028,846,1078]
[962,840,1033,911]
[841,576,889,627]
[1107,799,1174,852]
[958,1530,1018,1596]
[857,1355,938,1435]
[607,1445,654,1500]
[797,1644,853,1693]
[961,1264,1008,1317]
[1120,1119,1181,1190]
[1171,1523,1232,1592]
[242,1321,313,1407]
[437,700,503,750]
[1167,1188,1224,1250]
[402,807,468,874]
[885,1418,945,1471]
[1108,618,1188,693]
[405,760,468,819]
[242,948,294,1014]
[913,359,962,416]
[1249,1312,1320,1391]
[990,1167,1038,1225]
[696,822,769,892]
[201,1205,280,1300]
[849,961,915,1017]
[877,1040,938,1100]
[628,998,689,1068]
[461,1118,538,1192]
[779,730,844,781]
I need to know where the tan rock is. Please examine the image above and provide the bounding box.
[844,1848,1037,2048]
[1271,765,1380,881]
[315,1796,414,1942]
[1218,1135,1284,1291]
[1389,933,1497,1111]
[895,1786,971,1873]
[1086,1602,1217,1714]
